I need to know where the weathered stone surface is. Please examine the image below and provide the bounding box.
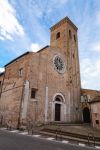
[0,17,81,128]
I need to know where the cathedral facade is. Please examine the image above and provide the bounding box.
[0,17,82,128]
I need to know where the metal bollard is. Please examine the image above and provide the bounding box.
[56,130,58,140]
[88,133,90,146]
[28,129,30,134]
[93,135,95,147]
[60,129,62,141]
[32,128,34,135]
[88,133,95,147]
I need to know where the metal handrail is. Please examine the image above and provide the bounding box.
[88,133,95,146]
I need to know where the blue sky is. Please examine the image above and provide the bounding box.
[0,0,100,90]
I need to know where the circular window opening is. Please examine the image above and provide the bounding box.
[53,55,66,74]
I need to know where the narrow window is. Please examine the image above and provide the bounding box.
[70,80,72,83]
[69,30,72,39]
[31,88,36,99]
[0,81,1,86]
[19,68,23,77]
[74,34,76,42]
[96,120,99,124]
[56,32,60,39]
[13,81,16,87]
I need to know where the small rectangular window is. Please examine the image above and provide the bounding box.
[56,32,60,39]
[69,30,72,39]
[19,68,23,77]
[31,88,36,99]
[96,120,99,124]
[74,34,76,42]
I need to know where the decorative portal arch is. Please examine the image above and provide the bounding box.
[83,107,91,123]
[52,93,66,122]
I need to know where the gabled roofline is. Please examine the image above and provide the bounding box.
[37,45,49,53]
[5,51,32,67]
[4,45,49,67]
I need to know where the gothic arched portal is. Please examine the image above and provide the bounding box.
[83,107,91,123]
[52,93,66,122]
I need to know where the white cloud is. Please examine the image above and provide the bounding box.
[81,58,100,78]
[49,0,68,9]
[95,11,100,25]
[81,80,88,88]
[29,43,41,52]
[80,58,100,89]
[96,60,100,70]
[0,36,4,40]
[92,42,100,51]
[0,0,25,41]
[30,0,69,19]
[0,67,5,73]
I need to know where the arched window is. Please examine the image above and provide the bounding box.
[55,97,61,102]
[56,32,60,39]
[69,30,72,39]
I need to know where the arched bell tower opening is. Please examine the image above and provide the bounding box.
[52,93,66,122]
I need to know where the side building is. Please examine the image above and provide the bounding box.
[81,89,100,129]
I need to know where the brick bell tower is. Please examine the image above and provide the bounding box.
[50,17,81,122]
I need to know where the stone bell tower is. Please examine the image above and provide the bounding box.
[50,17,81,122]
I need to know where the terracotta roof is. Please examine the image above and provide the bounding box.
[50,16,78,31]
[81,88,99,92]
[89,95,100,104]
[81,88,99,94]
